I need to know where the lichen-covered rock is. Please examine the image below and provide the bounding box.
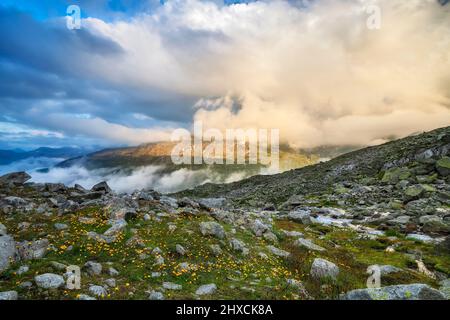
[381,167,411,184]
[419,215,450,233]
[341,284,446,300]
[436,157,450,176]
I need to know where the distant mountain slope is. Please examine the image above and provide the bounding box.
[177,126,450,208]
[57,141,320,173]
[0,147,88,165]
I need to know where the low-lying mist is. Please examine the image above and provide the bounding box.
[27,164,269,194]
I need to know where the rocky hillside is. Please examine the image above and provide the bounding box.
[0,126,449,300]
[179,126,450,228]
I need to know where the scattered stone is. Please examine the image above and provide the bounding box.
[91,181,112,193]
[288,210,312,224]
[250,219,269,236]
[17,238,49,260]
[263,232,278,243]
[406,233,435,243]
[54,223,68,230]
[89,285,108,297]
[108,267,119,276]
[199,221,225,239]
[267,245,290,258]
[84,261,102,276]
[439,279,450,299]
[209,244,222,256]
[105,278,116,288]
[17,265,29,275]
[294,238,325,252]
[341,284,446,300]
[176,244,186,256]
[34,273,65,289]
[163,282,182,290]
[369,265,402,276]
[154,256,165,265]
[19,281,33,289]
[160,196,179,208]
[0,291,18,300]
[198,198,226,209]
[310,258,339,280]
[77,294,96,300]
[436,157,450,176]
[104,219,127,236]
[50,261,67,271]
[404,185,425,200]
[281,230,304,238]
[149,291,165,300]
[419,215,449,233]
[196,284,217,295]
[152,247,163,255]
[230,238,249,255]
[0,223,7,236]
[0,172,31,186]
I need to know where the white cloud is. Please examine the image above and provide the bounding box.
[77,0,450,147]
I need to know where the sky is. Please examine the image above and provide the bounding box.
[1,0,449,151]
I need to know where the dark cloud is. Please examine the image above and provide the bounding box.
[0,6,196,148]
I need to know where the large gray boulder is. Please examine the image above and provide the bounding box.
[288,210,312,225]
[0,172,31,186]
[0,235,17,272]
[310,258,339,280]
[341,284,446,300]
[91,181,112,194]
[34,273,65,289]
[199,221,225,239]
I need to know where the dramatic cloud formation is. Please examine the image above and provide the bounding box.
[1,0,449,149]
